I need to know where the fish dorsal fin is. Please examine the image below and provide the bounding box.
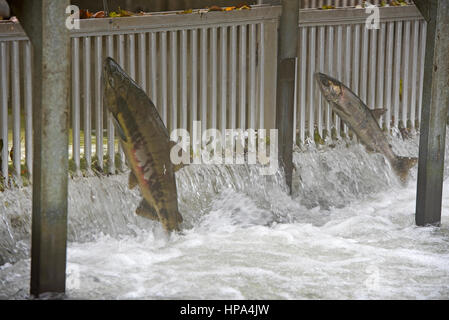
[128,171,138,189]
[135,199,159,221]
[370,108,387,121]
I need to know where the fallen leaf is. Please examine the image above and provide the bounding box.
[80,9,93,19]
[208,5,223,12]
[93,11,105,18]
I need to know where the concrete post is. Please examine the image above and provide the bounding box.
[275,0,299,194]
[414,0,449,226]
[10,0,70,296]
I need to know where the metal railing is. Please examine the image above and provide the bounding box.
[0,5,280,182]
[0,3,426,184]
[294,4,426,144]
[0,22,32,184]
[300,0,414,8]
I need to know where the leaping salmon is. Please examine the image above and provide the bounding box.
[103,57,183,232]
[315,72,417,182]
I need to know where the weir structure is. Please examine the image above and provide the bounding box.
[0,0,448,297]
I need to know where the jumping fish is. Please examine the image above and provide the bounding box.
[103,57,183,232]
[315,72,417,182]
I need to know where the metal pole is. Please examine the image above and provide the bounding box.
[276,0,299,194]
[11,0,70,296]
[414,0,449,226]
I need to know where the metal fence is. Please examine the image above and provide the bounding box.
[294,4,426,144]
[0,5,280,182]
[0,3,426,184]
[0,22,32,184]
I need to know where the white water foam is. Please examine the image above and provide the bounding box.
[1,132,449,299]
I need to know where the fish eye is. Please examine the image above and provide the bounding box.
[108,76,115,88]
[331,84,341,95]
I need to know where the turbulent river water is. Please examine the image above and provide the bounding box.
[1,131,449,299]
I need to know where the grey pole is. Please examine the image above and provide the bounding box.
[276,0,299,194]
[414,0,449,226]
[10,0,70,296]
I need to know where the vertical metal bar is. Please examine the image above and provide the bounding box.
[0,42,7,180]
[127,34,136,80]
[293,56,297,146]
[138,33,146,92]
[239,25,247,130]
[317,26,325,138]
[220,26,228,132]
[344,24,352,136]
[200,28,207,131]
[24,41,33,177]
[360,26,369,104]
[150,33,158,106]
[72,37,80,173]
[170,30,177,132]
[369,28,378,110]
[12,41,21,183]
[15,0,71,296]
[83,36,92,170]
[117,34,125,169]
[95,36,103,170]
[376,23,386,127]
[211,27,218,130]
[327,25,334,138]
[276,0,299,194]
[230,26,237,129]
[106,35,115,174]
[181,30,188,130]
[385,22,394,131]
[161,31,168,126]
[352,25,360,95]
[410,21,420,130]
[258,23,265,130]
[402,21,411,128]
[299,27,307,143]
[418,21,427,126]
[336,25,345,136]
[415,0,449,227]
[392,21,403,129]
[249,24,257,130]
[308,27,316,139]
[190,29,198,133]
[344,25,351,87]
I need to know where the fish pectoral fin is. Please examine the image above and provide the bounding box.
[173,163,186,172]
[135,199,159,221]
[128,171,138,189]
[330,102,351,117]
[111,112,127,142]
[370,108,387,121]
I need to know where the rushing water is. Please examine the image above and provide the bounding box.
[1,131,449,299]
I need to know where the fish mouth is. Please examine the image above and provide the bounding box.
[314,72,333,89]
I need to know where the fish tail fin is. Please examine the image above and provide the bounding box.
[393,156,418,182]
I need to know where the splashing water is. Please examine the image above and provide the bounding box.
[1,132,449,299]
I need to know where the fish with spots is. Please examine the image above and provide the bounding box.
[103,57,183,232]
[315,72,417,183]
